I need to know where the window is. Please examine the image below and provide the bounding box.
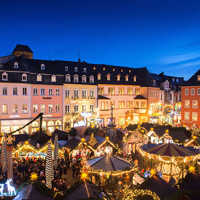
[117,74,120,81]
[33,104,38,113]
[82,90,87,98]
[13,104,18,113]
[40,104,45,113]
[103,67,106,71]
[48,104,53,113]
[107,73,111,81]
[51,75,56,82]
[40,88,45,96]
[82,75,87,83]
[22,88,27,96]
[2,104,8,114]
[185,88,189,96]
[2,88,7,96]
[74,67,78,72]
[90,90,94,98]
[127,88,133,95]
[22,74,27,81]
[41,64,45,70]
[90,105,94,112]
[191,88,195,96]
[55,104,60,112]
[2,72,8,81]
[74,89,79,98]
[74,105,79,113]
[65,89,70,98]
[125,74,129,81]
[89,75,94,83]
[121,69,123,72]
[83,67,87,72]
[74,74,79,83]
[197,75,200,81]
[93,66,96,70]
[184,112,190,120]
[37,74,42,82]
[65,74,71,82]
[97,73,101,80]
[119,88,124,95]
[113,68,115,72]
[135,88,140,95]
[108,88,115,96]
[98,88,104,95]
[13,88,18,96]
[192,100,198,108]
[82,105,86,112]
[22,104,28,113]
[133,75,136,82]
[33,88,38,96]
[56,88,60,96]
[192,112,198,121]
[198,88,200,95]
[49,89,53,96]
[65,66,68,72]
[65,105,70,114]
[185,100,190,108]
[14,62,19,69]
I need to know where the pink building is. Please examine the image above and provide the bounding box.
[31,84,63,133]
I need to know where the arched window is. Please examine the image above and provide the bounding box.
[14,62,19,69]
[125,74,129,81]
[2,72,8,81]
[82,75,87,83]
[65,74,71,82]
[133,75,136,82]
[51,75,56,82]
[41,64,45,70]
[89,75,94,83]
[22,73,27,81]
[117,74,120,81]
[37,74,42,82]
[107,73,110,81]
[97,73,101,80]
[74,74,79,83]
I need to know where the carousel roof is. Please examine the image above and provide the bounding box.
[142,143,200,157]
[87,155,132,171]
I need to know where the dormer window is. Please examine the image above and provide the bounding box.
[125,74,129,81]
[93,66,96,70]
[51,75,56,82]
[37,74,42,82]
[117,74,120,81]
[65,74,71,82]
[129,70,131,73]
[83,67,87,72]
[103,67,106,71]
[2,72,8,81]
[82,75,87,83]
[74,67,78,72]
[41,64,45,70]
[22,73,27,82]
[14,62,19,69]
[107,73,110,81]
[97,73,101,80]
[74,74,79,83]
[153,80,156,86]
[197,75,200,81]
[113,68,115,72]
[89,75,94,83]
[121,69,123,72]
[133,75,136,82]
[65,66,69,72]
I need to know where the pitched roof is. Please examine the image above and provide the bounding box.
[185,69,200,86]
[12,44,33,53]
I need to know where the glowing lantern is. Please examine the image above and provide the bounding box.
[30,172,38,181]
[189,166,195,174]
[81,172,88,181]
[150,169,156,176]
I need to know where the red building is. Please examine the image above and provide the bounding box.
[181,70,200,128]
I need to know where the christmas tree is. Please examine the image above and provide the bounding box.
[54,134,59,168]
[45,141,54,189]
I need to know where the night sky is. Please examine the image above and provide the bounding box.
[1,0,200,79]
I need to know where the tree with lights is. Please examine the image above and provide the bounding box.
[1,136,7,174]
[45,141,54,189]
[54,134,58,168]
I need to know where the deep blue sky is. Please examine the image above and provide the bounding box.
[1,0,200,79]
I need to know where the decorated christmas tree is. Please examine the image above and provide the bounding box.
[45,141,54,189]
[1,136,7,173]
[54,134,59,168]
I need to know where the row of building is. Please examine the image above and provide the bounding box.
[0,44,196,134]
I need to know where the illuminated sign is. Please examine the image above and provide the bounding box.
[0,179,16,197]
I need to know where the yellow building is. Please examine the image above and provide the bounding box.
[63,84,97,129]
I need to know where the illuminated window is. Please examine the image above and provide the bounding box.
[51,75,56,82]
[108,88,115,96]
[48,104,53,113]
[37,74,42,82]
[192,112,198,121]
[113,68,115,72]
[22,73,27,81]
[98,88,104,95]
[119,88,124,95]
[197,75,200,81]
[184,112,190,120]
[14,62,19,69]
[127,88,133,95]
[135,88,140,95]
[56,88,60,96]
[65,74,71,82]
[89,75,94,83]
[192,100,198,108]
[90,105,94,112]
[133,75,136,82]
[93,66,96,70]
[33,104,38,113]
[125,74,129,81]
[55,104,60,112]
[107,73,110,81]
[41,64,45,70]
[97,73,101,80]
[121,69,123,72]
[103,67,106,71]
[74,74,79,83]
[13,104,18,113]
[191,88,195,95]
[22,104,28,113]
[185,100,190,108]
[40,104,45,113]
[82,75,87,83]
[2,104,8,114]
[49,88,53,96]
[2,72,8,81]
[117,74,120,81]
